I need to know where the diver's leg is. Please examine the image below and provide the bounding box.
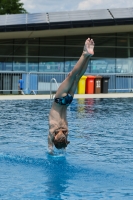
[68,57,90,96]
[55,38,94,98]
[55,55,87,98]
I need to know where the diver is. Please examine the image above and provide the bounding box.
[48,38,95,154]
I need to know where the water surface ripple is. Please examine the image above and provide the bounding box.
[0,98,133,200]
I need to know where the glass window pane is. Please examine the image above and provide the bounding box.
[40,37,64,45]
[14,39,27,44]
[0,57,12,71]
[65,35,87,46]
[130,38,133,48]
[117,38,128,47]
[0,57,13,71]
[91,58,115,73]
[117,33,128,37]
[92,36,115,47]
[0,45,13,56]
[65,46,82,57]
[6,58,13,71]
[29,45,39,56]
[130,33,133,37]
[95,47,115,58]
[64,58,91,74]
[92,33,115,37]
[116,59,129,73]
[28,57,38,72]
[65,59,78,72]
[13,57,26,71]
[28,38,39,45]
[0,62,2,70]
[116,48,128,58]
[0,39,13,44]
[39,58,64,72]
[14,45,26,56]
[128,58,133,73]
[40,46,64,57]
[130,48,133,58]
[106,59,116,73]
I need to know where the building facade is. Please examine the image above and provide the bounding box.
[0,8,133,93]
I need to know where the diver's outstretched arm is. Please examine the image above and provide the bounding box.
[48,132,54,154]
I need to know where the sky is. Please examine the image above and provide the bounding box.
[20,0,133,13]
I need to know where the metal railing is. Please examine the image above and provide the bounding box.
[50,78,59,100]
[0,71,133,94]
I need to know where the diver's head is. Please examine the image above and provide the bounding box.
[53,129,70,149]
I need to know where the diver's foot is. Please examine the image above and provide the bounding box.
[83,38,94,57]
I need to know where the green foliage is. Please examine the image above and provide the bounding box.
[0,0,27,14]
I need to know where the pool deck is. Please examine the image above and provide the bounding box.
[0,93,133,100]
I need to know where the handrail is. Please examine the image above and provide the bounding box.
[50,78,59,100]
[30,90,36,95]
[21,90,25,95]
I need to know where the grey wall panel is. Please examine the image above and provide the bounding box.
[3,74,11,94]
[48,12,70,22]
[0,7,133,28]
[89,9,113,20]
[110,8,133,18]
[6,14,26,25]
[27,13,48,24]
[0,15,6,26]
[69,10,91,21]
[12,74,19,94]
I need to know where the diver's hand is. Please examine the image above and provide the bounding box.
[48,148,54,155]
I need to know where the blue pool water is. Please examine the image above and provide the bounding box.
[0,98,133,200]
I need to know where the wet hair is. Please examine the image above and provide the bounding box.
[53,135,70,149]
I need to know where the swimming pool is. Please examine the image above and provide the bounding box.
[0,98,133,200]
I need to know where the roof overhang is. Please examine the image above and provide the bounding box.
[0,8,133,39]
[0,24,133,39]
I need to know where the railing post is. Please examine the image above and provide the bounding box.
[28,72,30,94]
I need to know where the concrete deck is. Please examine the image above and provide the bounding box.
[0,93,133,100]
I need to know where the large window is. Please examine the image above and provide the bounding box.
[0,34,133,73]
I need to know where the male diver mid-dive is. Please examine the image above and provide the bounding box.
[48,38,95,154]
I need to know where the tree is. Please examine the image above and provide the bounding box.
[0,0,27,15]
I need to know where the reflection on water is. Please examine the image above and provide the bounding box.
[77,98,102,116]
[85,98,95,114]
[77,98,85,114]
[45,156,69,200]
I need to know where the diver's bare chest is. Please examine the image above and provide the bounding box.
[49,118,68,131]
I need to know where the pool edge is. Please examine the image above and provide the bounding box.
[1,93,133,100]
